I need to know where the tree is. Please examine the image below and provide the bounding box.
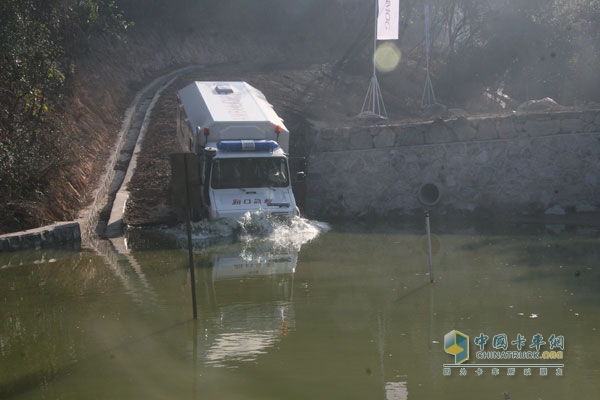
[425,0,600,107]
[0,0,128,232]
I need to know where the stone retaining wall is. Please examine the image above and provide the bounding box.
[0,222,81,252]
[305,110,600,218]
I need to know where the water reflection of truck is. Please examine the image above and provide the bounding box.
[202,247,297,367]
[176,81,302,220]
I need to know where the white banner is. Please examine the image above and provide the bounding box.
[377,0,399,40]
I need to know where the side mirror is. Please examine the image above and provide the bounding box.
[296,171,306,182]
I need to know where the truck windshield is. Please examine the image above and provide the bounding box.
[211,157,290,189]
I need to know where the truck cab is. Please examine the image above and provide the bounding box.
[176,81,300,220]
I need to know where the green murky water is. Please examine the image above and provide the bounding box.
[1,217,599,399]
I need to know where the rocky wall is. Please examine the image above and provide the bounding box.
[306,110,600,218]
[0,222,81,252]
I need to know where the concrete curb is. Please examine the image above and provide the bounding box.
[0,222,81,252]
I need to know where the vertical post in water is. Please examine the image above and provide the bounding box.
[183,153,198,319]
[425,211,434,283]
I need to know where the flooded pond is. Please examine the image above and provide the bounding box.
[1,215,599,399]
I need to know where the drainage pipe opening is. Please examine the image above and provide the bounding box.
[419,183,441,206]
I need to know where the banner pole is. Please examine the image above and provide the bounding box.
[372,0,377,80]
[183,154,198,319]
[425,211,434,283]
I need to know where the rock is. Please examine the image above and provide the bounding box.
[545,204,566,215]
[517,97,563,113]
[575,204,597,213]
[421,103,447,118]
[447,108,468,117]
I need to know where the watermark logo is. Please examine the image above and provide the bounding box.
[442,331,565,377]
[444,330,469,364]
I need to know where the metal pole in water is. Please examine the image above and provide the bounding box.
[425,211,434,283]
[183,154,198,319]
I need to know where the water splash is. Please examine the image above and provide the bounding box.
[237,211,330,252]
[167,210,329,250]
